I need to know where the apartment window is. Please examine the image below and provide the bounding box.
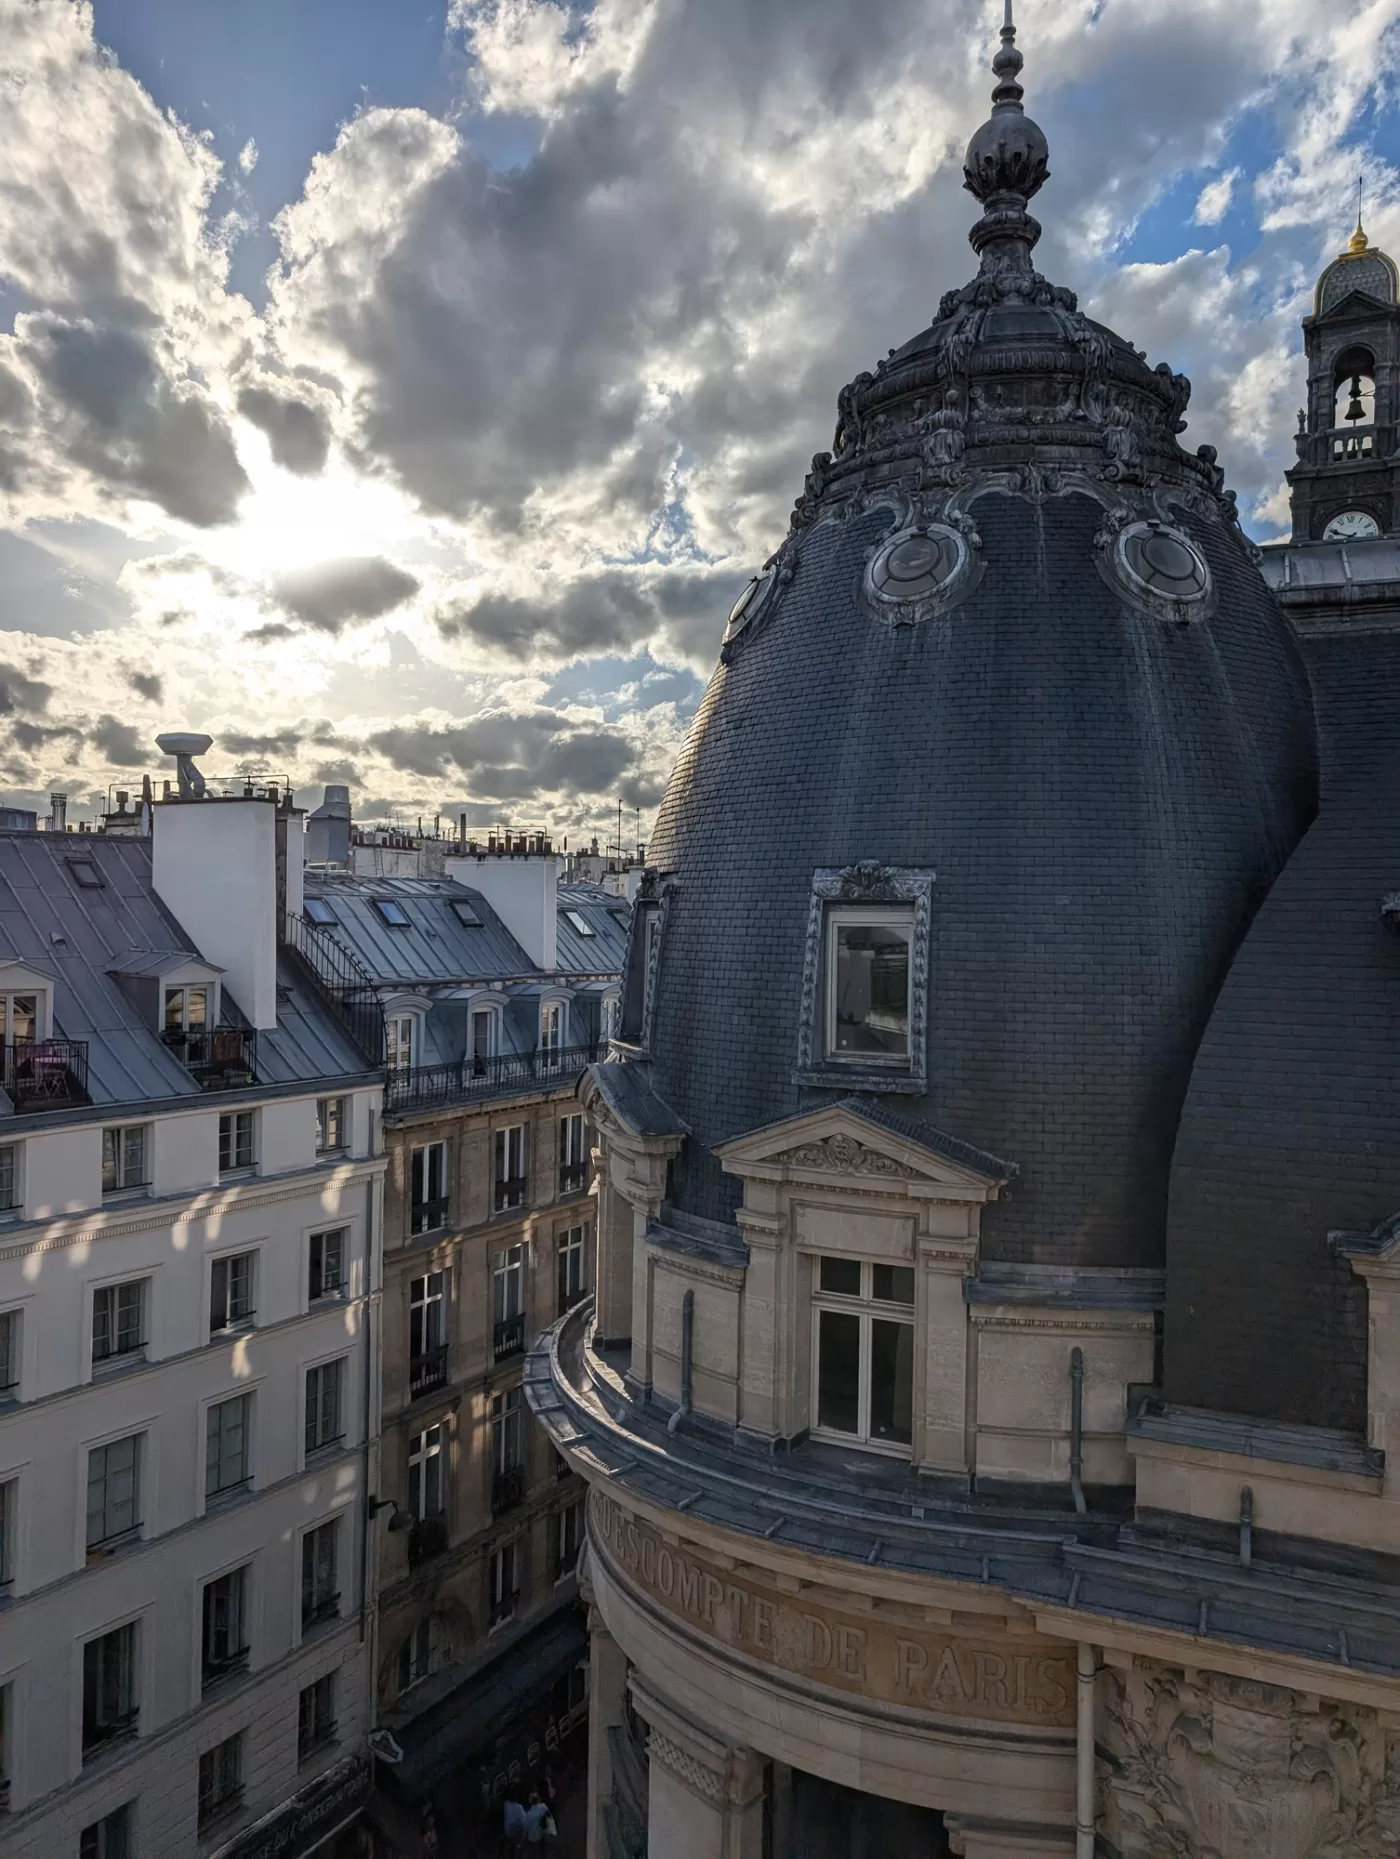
[308,1228,346,1302]
[201,1566,249,1686]
[488,1543,518,1627]
[164,985,209,1034]
[92,1279,145,1368]
[451,898,482,927]
[825,907,913,1062]
[79,1804,133,1859]
[316,1096,348,1154]
[491,1386,524,1515]
[812,1257,915,1453]
[304,1360,345,1456]
[492,1244,526,1359]
[555,1501,583,1580]
[0,1679,10,1800]
[210,1252,256,1334]
[0,1477,13,1585]
[494,1124,527,1212]
[82,1623,138,1754]
[397,1617,443,1694]
[0,1308,18,1394]
[301,1521,339,1630]
[557,1227,586,1315]
[198,1731,244,1831]
[601,994,620,1044]
[0,994,37,1045]
[206,1394,252,1501]
[218,1110,255,1174]
[470,1008,495,1074]
[101,1125,148,1196]
[410,1141,447,1236]
[298,1673,336,1762]
[409,1271,446,1397]
[87,1436,141,1550]
[408,1424,444,1522]
[540,1000,564,1068]
[386,1014,415,1073]
[559,1113,588,1193]
[0,1142,17,1213]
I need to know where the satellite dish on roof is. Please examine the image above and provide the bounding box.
[155,732,213,800]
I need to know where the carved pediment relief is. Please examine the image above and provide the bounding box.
[1102,1661,1400,1859]
[771,1133,913,1179]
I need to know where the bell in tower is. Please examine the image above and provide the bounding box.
[1287,215,1400,541]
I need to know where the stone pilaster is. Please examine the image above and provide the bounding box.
[631,1676,766,1859]
[585,1606,631,1859]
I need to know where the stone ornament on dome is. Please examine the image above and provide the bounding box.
[963,0,1051,272]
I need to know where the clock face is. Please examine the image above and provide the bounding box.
[1323,510,1381,540]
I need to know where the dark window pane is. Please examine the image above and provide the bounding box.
[832,921,910,1057]
[869,1320,913,1446]
[819,1256,861,1297]
[871,1264,915,1305]
[816,1310,861,1434]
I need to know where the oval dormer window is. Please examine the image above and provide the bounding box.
[723,569,775,645]
[1106,520,1214,623]
[864,522,975,624]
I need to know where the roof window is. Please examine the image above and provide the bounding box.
[450,900,482,927]
[304,899,337,927]
[373,899,411,928]
[564,909,595,937]
[66,857,103,889]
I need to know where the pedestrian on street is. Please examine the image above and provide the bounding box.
[503,1794,528,1853]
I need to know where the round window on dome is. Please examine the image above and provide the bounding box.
[865,523,971,621]
[723,570,775,645]
[1113,521,1212,615]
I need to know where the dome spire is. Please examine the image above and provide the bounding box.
[964,2,1051,276]
[1344,174,1369,257]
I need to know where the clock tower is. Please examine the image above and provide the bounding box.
[1287,217,1400,540]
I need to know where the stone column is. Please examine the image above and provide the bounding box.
[585,1608,630,1859]
[917,1231,977,1475]
[593,1158,635,1349]
[632,1677,766,1859]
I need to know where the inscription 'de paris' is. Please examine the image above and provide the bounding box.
[593,1494,1074,1730]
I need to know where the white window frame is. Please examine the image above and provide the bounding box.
[493,1243,526,1327]
[218,1109,257,1176]
[468,1004,499,1074]
[409,1271,445,1363]
[86,1434,143,1552]
[209,1249,257,1336]
[809,1257,915,1460]
[90,1277,148,1373]
[0,1307,20,1398]
[559,1112,587,1189]
[491,1386,524,1475]
[488,1541,518,1628]
[0,991,45,1046]
[407,1423,445,1522]
[204,1392,253,1505]
[540,999,565,1068]
[307,1226,348,1303]
[0,1141,18,1217]
[493,1124,527,1211]
[162,984,211,1035]
[315,1095,349,1155]
[303,1358,346,1459]
[557,1226,586,1313]
[386,1013,417,1074]
[409,1141,448,1236]
[101,1124,150,1198]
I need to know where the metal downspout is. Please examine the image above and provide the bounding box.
[1070,1346,1087,1514]
[1077,1641,1096,1858]
[667,1289,694,1436]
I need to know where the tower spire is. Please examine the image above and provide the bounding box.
[1346,173,1370,257]
[963,2,1050,275]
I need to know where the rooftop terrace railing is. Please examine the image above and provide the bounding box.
[384,1043,601,1115]
[162,1026,257,1092]
[282,911,386,1071]
[4,1038,90,1112]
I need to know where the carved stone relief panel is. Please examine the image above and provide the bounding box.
[1101,1660,1400,1859]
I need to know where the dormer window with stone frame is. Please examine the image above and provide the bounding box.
[795,866,934,1094]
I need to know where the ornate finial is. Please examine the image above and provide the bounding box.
[1344,174,1370,256]
[964,2,1050,273]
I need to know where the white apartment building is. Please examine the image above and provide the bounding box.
[0,779,387,1859]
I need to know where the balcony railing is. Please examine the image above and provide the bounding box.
[282,910,386,1070]
[408,1513,449,1569]
[557,1284,586,1319]
[384,1043,602,1115]
[493,1313,525,1361]
[491,1465,525,1515]
[559,1161,589,1194]
[409,1196,450,1237]
[409,1345,448,1399]
[494,1175,528,1213]
[4,1038,89,1111]
[162,1026,257,1091]
[1295,422,1392,467]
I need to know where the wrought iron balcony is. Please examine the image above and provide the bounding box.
[489,1587,519,1628]
[384,1043,602,1115]
[491,1464,526,1515]
[409,1344,448,1399]
[4,1038,89,1111]
[409,1195,450,1237]
[493,1312,525,1361]
[407,1513,448,1569]
[494,1174,528,1213]
[162,1026,257,1091]
[559,1160,589,1194]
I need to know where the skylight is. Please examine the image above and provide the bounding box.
[373,898,411,928]
[451,900,482,927]
[304,898,337,926]
[66,857,102,889]
[564,909,595,937]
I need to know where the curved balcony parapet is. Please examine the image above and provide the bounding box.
[526,1302,1400,1684]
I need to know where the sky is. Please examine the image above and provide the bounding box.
[1,0,1399,836]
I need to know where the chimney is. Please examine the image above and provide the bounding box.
[150,734,280,1030]
[445,845,559,970]
[49,792,67,833]
[306,784,352,865]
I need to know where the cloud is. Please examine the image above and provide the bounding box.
[89,714,149,766]
[236,384,333,475]
[127,671,163,703]
[222,728,303,757]
[0,663,53,716]
[272,555,421,633]
[366,708,652,801]
[1194,167,1241,226]
[239,138,260,175]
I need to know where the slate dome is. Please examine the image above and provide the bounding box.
[622,9,1319,1270]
